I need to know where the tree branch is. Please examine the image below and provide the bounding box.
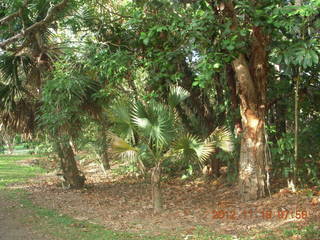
[0,0,29,27]
[0,0,70,49]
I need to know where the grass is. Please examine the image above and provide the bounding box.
[0,154,44,188]
[0,154,319,240]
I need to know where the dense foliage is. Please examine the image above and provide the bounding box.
[0,0,319,205]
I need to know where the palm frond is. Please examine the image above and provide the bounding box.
[131,101,176,147]
[109,134,138,161]
[1,98,37,136]
[173,134,215,162]
[206,126,234,152]
[0,53,19,84]
[109,100,135,142]
[168,85,190,108]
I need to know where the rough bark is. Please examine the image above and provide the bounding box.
[0,126,15,155]
[212,1,270,201]
[151,162,162,214]
[232,27,269,200]
[56,141,85,188]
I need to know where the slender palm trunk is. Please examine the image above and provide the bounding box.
[98,122,110,171]
[151,162,162,214]
[210,152,220,178]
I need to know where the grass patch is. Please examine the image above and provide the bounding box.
[0,154,44,188]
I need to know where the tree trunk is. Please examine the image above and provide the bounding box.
[5,140,14,155]
[210,151,220,178]
[209,0,270,201]
[232,27,270,201]
[56,141,85,188]
[151,162,162,214]
[238,113,267,200]
[98,122,110,171]
[3,134,15,154]
[69,138,78,154]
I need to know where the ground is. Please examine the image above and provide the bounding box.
[19,157,320,238]
[1,155,320,240]
[0,193,49,240]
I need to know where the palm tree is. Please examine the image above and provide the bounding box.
[0,0,69,136]
[0,1,91,188]
[110,87,233,213]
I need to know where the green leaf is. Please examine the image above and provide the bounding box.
[143,37,150,45]
[168,86,190,108]
[131,101,176,147]
[226,45,235,51]
[309,50,319,65]
[213,63,220,69]
[173,134,215,162]
[206,127,234,152]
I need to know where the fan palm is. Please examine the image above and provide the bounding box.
[110,87,233,213]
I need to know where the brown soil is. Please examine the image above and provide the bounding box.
[0,193,53,240]
[15,159,320,237]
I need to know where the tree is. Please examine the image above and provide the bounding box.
[0,0,84,187]
[110,86,233,213]
[39,54,109,187]
[0,123,15,154]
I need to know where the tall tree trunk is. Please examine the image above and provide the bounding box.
[3,134,14,155]
[293,0,302,188]
[226,64,242,136]
[232,26,270,200]
[151,162,162,214]
[98,122,110,171]
[215,1,270,201]
[56,140,85,188]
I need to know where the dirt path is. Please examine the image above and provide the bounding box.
[0,193,50,240]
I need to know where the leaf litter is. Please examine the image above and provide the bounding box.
[13,158,320,238]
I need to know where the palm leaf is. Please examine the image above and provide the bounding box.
[206,126,234,152]
[109,134,138,161]
[173,134,215,162]
[168,85,190,108]
[0,53,19,84]
[109,100,135,142]
[131,101,176,147]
